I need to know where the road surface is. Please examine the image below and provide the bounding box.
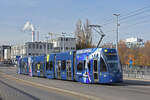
[0,65,150,100]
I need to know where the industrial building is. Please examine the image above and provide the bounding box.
[0,45,11,62]
[11,42,53,62]
[51,36,76,52]
[124,37,144,48]
[9,31,76,63]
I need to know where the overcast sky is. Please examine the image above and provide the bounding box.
[0,0,150,45]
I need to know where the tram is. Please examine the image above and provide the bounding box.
[18,57,29,75]
[17,48,123,84]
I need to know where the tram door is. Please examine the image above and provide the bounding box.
[93,59,99,82]
[54,54,56,78]
[66,60,72,80]
[73,52,76,80]
[57,61,61,79]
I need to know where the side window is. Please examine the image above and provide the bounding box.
[94,60,98,72]
[21,61,24,68]
[77,61,85,72]
[61,60,66,71]
[66,60,71,70]
[35,62,41,72]
[88,61,91,72]
[100,58,107,72]
[35,63,38,72]
[46,61,53,71]
[37,63,41,70]
[46,62,50,70]
[57,61,61,69]
[50,61,53,70]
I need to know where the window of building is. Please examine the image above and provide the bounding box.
[40,45,42,49]
[36,44,39,49]
[47,45,49,49]
[33,44,35,49]
[50,44,53,49]
[29,44,31,49]
[43,44,46,49]
[61,38,63,41]
[66,38,68,41]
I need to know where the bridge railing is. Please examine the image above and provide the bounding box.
[122,64,150,80]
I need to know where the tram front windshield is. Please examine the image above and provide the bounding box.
[105,54,120,73]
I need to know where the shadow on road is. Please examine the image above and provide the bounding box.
[0,64,15,67]
[101,80,150,86]
[0,96,2,100]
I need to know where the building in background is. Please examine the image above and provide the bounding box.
[0,45,11,62]
[50,36,76,52]
[10,32,76,62]
[11,42,53,62]
[124,37,144,48]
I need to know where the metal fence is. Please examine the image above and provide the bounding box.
[122,65,150,80]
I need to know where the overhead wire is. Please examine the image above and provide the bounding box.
[101,5,150,26]
[101,5,150,35]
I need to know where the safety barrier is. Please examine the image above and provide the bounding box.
[122,65,150,80]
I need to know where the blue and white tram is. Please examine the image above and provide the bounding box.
[18,57,29,75]
[45,53,55,79]
[17,48,123,84]
[55,51,75,80]
[75,48,122,83]
[32,55,45,77]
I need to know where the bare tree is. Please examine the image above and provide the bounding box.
[75,19,93,49]
[84,19,92,46]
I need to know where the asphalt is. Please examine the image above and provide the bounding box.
[0,65,150,100]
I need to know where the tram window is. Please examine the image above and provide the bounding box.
[106,54,118,60]
[88,61,91,71]
[94,60,98,72]
[46,62,50,70]
[23,62,26,69]
[57,61,61,69]
[100,58,107,72]
[35,63,38,72]
[24,63,27,71]
[46,61,53,71]
[77,62,84,72]
[35,62,41,71]
[49,61,53,70]
[21,62,24,68]
[67,60,71,70]
[61,60,66,71]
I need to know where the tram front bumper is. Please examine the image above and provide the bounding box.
[109,73,123,83]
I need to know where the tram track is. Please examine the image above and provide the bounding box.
[0,79,40,100]
[0,72,104,100]
[1,67,150,100]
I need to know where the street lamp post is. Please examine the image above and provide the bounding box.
[62,32,66,52]
[113,14,120,51]
[45,36,48,55]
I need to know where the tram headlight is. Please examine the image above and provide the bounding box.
[104,49,108,52]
